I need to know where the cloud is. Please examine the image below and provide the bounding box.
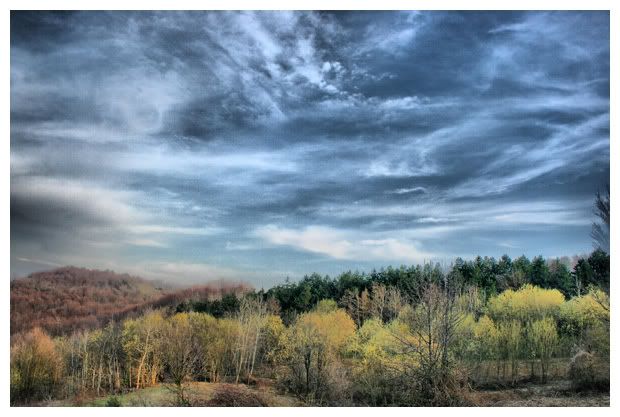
[225,241,256,251]
[11,176,143,229]
[128,225,224,236]
[124,239,169,248]
[10,11,609,283]
[450,112,609,198]
[15,257,64,268]
[255,224,434,263]
[131,261,249,284]
[387,186,427,195]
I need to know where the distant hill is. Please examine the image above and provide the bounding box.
[10,266,251,336]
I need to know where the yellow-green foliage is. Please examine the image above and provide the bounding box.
[296,306,356,352]
[527,317,559,381]
[315,299,338,313]
[260,314,285,367]
[453,313,477,358]
[277,305,356,402]
[473,315,499,360]
[452,314,500,363]
[352,318,412,361]
[456,286,485,315]
[347,318,416,405]
[560,290,609,330]
[122,310,165,389]
[160,313,196,394]
[528,317,558,359]
[496,320,522,361]
[487,284,565,322]
[560,290,609,356]
[188,312,217,379]
[186,312,242,382]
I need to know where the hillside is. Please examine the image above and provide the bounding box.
[10,266,251,336]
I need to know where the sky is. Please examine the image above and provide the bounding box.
[10,11,610,287]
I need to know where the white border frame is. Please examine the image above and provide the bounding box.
[2,2,617,416]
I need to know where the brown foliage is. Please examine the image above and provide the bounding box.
[10,267,167,336]
[11,267,252,336]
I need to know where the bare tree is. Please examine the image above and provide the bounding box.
[341,288,371,327]
[160,314,199,406]
[234,297,267,384]
[385,286,405,322]
[393,279,466,405]
[370,283,387,321]
[591,184,610,253]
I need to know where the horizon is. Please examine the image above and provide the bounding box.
[10,11,610,287]
[10,251,594,289]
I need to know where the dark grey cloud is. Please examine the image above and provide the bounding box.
[10,11,609,284]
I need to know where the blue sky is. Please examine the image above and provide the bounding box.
[10,11,609,286]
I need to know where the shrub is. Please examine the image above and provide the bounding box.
[204,384,268,406]
[10,328,63,404]
[277,306,355,404]
[568,350,609,392]
[105,396,122,407]
[559,290,609,345]
[527,317,559,382]
[348,318,417,405]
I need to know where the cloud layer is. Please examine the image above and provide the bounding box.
[11,11,609,284]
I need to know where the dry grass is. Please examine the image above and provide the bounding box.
[34,378,607,407]
[38,380,301,407]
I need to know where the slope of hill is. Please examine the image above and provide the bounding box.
[10,266,252,336]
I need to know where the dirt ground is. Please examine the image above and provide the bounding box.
[36,378,608,407]
[470,380,610,407]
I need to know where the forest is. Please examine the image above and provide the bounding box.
[10,250,610,406]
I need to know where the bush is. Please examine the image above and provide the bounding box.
[10,328,63,404]
[204,384,268,406]
[568,350,609,393]
[277,306,355,404]
[105,396,122,407]
[348,319,415,405]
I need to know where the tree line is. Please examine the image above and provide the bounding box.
[263,250,609,322]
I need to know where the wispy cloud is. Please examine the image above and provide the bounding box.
[255,224,435,263]
[10,11,609,282]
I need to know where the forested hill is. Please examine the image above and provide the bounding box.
[10,266,251,336]
[10,251,610,336]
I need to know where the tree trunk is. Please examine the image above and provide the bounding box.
[136,332,150,389]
